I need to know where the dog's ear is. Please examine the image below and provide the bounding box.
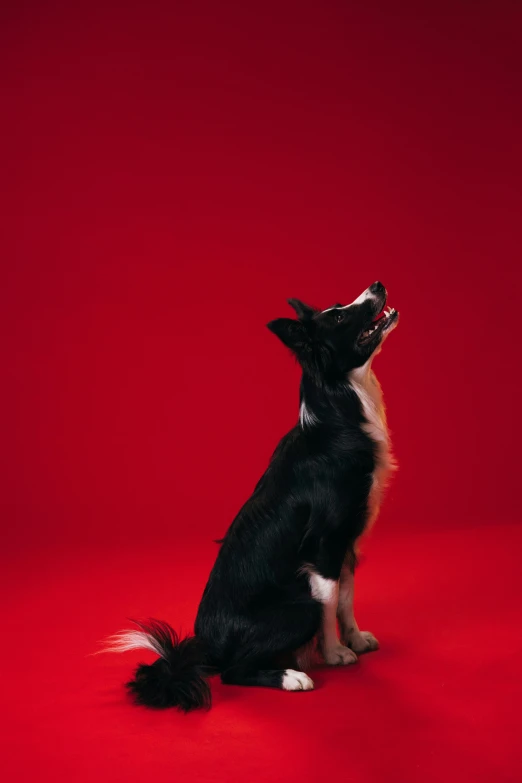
[287,298,316,321]
[266,318,311,355]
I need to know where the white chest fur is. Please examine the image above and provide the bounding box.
[348,362,396,528]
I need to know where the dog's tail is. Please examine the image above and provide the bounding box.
[102,618,212,711]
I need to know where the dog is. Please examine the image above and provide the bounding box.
[103,281,399,710]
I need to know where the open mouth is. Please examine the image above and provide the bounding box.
[358,306,398,345]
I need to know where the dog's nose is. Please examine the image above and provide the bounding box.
[369,281,385,295]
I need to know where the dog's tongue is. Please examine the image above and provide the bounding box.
[372,309,386,323]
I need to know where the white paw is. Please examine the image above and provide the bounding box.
[282,669,315,691]
[348,631,379,654]
[323,643,358,666]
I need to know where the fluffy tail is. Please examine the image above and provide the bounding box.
[102,618,212,711]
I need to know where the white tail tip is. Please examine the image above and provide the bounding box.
[98,629,165,658]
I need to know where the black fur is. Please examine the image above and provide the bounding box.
[126,620,211,711]
[114,282,399,710]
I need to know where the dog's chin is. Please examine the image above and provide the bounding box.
[357,308,399,357]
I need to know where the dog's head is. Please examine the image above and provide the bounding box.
[267,281,399,380]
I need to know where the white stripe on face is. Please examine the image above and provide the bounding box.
[349,288,374,306]
[321,286,375,314]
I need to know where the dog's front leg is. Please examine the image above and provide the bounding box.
[308,571,358,665]
[337,563,379,654]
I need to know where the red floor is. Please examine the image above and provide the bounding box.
[4,520,521,783]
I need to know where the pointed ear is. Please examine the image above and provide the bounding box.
[287,298,317,321]
[266,318,311,354]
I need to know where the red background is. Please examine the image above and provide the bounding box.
[2,2,521,782]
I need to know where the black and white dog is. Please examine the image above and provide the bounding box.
[104,281,399,710]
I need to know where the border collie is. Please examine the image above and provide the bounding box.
[103,281,399,710]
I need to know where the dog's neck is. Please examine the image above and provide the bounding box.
[299,372,355,429]
[299,359,388,445]
[347,360,388,446]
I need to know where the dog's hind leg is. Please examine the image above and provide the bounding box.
[221,665,314,691]
[218,592,321,691]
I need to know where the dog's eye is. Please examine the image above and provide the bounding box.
[335,312,344,323]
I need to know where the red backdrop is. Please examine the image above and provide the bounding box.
[3,0,522,550]
[2,2,521,782]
